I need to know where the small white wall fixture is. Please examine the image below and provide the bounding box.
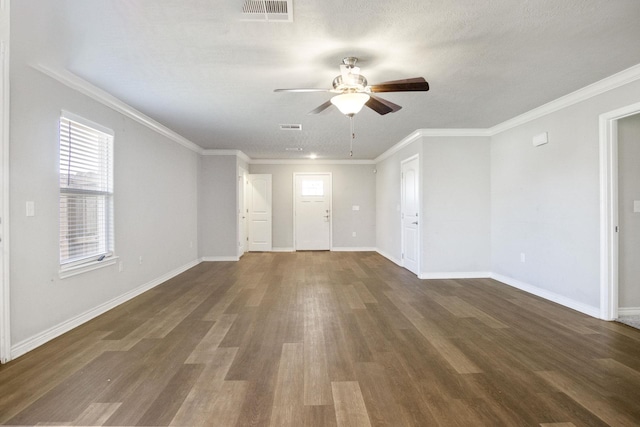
[599,101,640,320]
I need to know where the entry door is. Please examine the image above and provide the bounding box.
[238,167,248,257]
[401,156,420,275]
[295,173,332,250]
[247,174,272,251]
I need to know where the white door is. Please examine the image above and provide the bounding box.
[401,156,420,275]
[238,167,248,257]
[294,173,332,250]
[248,174,272,252]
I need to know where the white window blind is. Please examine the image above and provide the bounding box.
[59,113,114,267]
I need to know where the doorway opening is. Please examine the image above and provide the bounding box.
[600,101,640,320]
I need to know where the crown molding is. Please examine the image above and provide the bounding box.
[419,128,491,137]
[374,129,422,163]
[249,158,375,165]
[489,62,640,135]
[374,128,489,163]
[31,64,203,154]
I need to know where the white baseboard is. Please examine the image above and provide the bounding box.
[618,307,640,316]
[11,259,201,361]
[375,248,403,267]
[419,271,491,280]
[200,256,239,262]
[332,247,376,252]
[490,273,601,318]
[272,247,294,252]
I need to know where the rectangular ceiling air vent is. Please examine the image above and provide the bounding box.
[242,0,293,22]
[285,147,303,151]
[279,124,302,131]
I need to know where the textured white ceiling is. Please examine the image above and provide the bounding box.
[13,0,640,159]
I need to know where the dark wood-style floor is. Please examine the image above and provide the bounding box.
[1,252,640,426]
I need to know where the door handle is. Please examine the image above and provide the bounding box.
[412,221,418,225]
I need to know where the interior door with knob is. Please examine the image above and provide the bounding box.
[248,174,272,252]
[294,173,332,250]
[401,156,420,275]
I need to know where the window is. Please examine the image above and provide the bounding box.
[301,180,324,196]
[59,112,114,269]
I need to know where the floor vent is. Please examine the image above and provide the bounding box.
[280,124,302,131]
[242,0,293,22]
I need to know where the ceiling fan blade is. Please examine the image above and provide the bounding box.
[274,88,329,93]
[368,77,429,93]
[308,100,333,114]
[365,94,402,115]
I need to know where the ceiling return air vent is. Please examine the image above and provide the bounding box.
[241,0,293,22]
[279,123,302,130]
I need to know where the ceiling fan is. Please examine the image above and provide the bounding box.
[274,56,430,116]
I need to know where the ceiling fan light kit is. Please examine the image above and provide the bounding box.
[330,93,370,116]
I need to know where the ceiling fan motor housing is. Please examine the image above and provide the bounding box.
[332,74,368,93]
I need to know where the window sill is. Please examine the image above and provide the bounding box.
[59,256,119,279]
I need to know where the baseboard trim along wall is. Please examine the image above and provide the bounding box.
[618,307,640,316]
[375,249,403,267]
[332,247,377,252]
[200,256,240,262]
[11,259,201,361]
[419,272,491,280]
[271,247,294,252]
[490,273,601,318]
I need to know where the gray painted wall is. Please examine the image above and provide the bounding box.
[248,163,376,249]
[198,155,238,258]
[10,65,199,345]
[422,136,491,274]
[618,113,640,308]
[491,79,640,310]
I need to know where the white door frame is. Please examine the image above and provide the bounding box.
[292,172,332,251]
[400,154,420,276]
[237,166,247,258]
[0,0,10,363]
[599,101,640,320]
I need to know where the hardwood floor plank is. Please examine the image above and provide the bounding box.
[186,313,237,364]
[303,291,333,406]
[269,343,304,427]
[332,381,372,427]
[205,381,249,426]
[537,370,640,426]
[136,363,204,426]
[72,403,121,426]
[169,347,238,426]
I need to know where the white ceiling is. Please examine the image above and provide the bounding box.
[14,0,640,159]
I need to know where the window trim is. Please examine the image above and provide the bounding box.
[58,111,115,276]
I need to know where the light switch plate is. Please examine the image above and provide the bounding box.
[634,200,640,213]
[26,201,35,217]
[352,205,360,211]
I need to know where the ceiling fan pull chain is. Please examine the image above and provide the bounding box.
[349,116,355,157]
